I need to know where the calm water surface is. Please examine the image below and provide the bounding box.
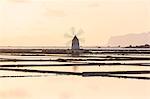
[0,47,150,99]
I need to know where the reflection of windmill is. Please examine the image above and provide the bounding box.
[64,27,84,71]
[65,27,84,51]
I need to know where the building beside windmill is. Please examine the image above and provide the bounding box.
[72,35,80,50]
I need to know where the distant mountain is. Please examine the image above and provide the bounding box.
[107,32,150,47]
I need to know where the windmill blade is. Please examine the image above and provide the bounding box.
[76,28,84,36]
[79,38,85,43]
[66,40,72,48]
[64,33,73,38]
[70,27,76,35]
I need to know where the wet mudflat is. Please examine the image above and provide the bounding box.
[0,47,150,99]
[0,47,150,79]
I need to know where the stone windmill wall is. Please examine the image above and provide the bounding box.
[72,36,80,50]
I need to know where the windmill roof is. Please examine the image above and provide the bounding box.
[73,35,79,40]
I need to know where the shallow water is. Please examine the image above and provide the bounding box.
[0,48,150,99]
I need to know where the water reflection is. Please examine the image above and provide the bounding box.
[0,47,150,80]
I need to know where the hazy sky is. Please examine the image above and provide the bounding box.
[0,0,150,46]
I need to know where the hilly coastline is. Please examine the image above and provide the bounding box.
[107,32,150,47]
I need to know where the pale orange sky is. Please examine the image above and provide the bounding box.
[0,0,150,46]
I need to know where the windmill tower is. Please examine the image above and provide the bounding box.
[64,27,84,51]
[72,35,80,50]
[64,27,84,71]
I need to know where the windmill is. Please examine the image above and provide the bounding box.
[64,27,84,71]
[65,27,84,51]
[72,35,80,50]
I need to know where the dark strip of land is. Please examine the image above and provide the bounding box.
[1,57,150,62]
[0,48,150,54]
[86,74,150,80]
[0,68,150,80]
[0,68,82,75]
[0,62,149,67]
[1,67,150,75]
[0,75,48,78]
